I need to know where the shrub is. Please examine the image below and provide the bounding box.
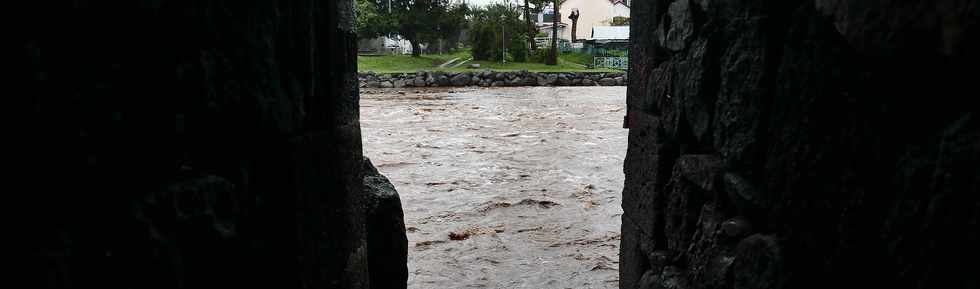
[508,34,529,62]
[528,48,550,63]
[468,4,525,61]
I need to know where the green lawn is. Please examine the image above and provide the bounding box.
[357,52,465,73]
[559,52,595,66]
[458,59,608,72]
[357,50,617,73]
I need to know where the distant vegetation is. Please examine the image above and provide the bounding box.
[356,0,468,56]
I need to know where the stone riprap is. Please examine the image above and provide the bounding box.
[359,71,627,88]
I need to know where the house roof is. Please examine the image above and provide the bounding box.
[609,0,629,7]
[591,26,629,40]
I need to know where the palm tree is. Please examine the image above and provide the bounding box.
[546,0,560,65]
[524,0,534,50]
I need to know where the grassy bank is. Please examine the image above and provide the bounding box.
[357,51,468,73]
[357,50,618,73]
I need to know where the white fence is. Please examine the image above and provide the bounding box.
[593,56,628,70]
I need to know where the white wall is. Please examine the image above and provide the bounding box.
[612,3,630,18]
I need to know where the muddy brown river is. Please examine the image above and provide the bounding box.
[361,86,627,289]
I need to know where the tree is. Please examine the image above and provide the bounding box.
[569,9,580,42]
[523,0,552,51]
[547,0,559,65]
[356,0,395,40]
[389,0,452,57]
[524,0,533,51]
[469,4,525,62]
[437,3,469,53]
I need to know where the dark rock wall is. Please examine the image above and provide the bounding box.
[359,71,628,87]
[622,1,978,289]
[22,1,371,288]
[363,158,409,289]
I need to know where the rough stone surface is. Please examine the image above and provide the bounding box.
[359,71,626,87]
[363,158,408,289]
[599,78,617,86]
[19,1,397,288]
[451,73,470,86]
[623,1,979,289]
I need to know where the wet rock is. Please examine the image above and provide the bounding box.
[723,172,767,214]
[367,80,381,88]
[557,75,571,85]
[721,216,752,239]
[624,1,979,289]
[393,80,406,88]
[536,76,548,86]
[450,73,470,86]
[598,78,617,86]
[23,1,370,287]
[363,158,408,289]
[436,74,450,86]
[380,81,393,88]
[582,79,596,86]
[647,250,677,269]
[702,254,736,289]
[413,77,426,87]
[138,175,239,237]
[491,80,506,87]
[515,198,559,209]
[546,74,559,85]
[674,155,724,192]
[663,0,694,51]
[664,180,704,249]
[733,235,785,289]
[522,76,538,86]
[638,266,691,289]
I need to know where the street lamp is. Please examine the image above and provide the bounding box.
[502,0,513,64]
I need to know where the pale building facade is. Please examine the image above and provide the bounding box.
[556,0,630,41]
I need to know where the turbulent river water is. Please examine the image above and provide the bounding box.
[361,86,627,289]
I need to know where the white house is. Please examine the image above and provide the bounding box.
[358,35,418,55]
[548,0,629,41]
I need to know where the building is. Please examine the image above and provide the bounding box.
[357,35,417,55]
[589,26,629,46]
[585,26,629,54]
[547,0,629,41]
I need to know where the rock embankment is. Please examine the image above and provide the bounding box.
[359,70,627,88]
